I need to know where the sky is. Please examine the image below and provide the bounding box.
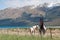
[0,0,60,10]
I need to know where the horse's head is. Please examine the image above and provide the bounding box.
[35,25,39,30]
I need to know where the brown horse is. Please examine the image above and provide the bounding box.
[39,25,46,35]
[39,16,46,35]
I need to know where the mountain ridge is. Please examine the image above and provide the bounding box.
[0,3,60,26]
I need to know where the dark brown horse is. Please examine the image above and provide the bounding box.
[39,16,46,35]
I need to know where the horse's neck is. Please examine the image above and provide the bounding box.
[43,25,46,30]
[40,25,44,29]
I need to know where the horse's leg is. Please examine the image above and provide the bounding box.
[43,29,46,35]
[39,29,42,35]
[29,29,32,35]
[39,29,45,35]
[30,30,34,35]
[33,30,35,35]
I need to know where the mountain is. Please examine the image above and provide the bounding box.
[0,3,60,26]
[0,5,45,19]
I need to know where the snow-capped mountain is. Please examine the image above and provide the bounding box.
[47,3,60,8]
[30,3,60,9]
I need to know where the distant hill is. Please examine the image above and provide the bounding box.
[0,3,60,26]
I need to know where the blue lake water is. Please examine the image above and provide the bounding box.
[0,26,60,29]
[0,26,31,29]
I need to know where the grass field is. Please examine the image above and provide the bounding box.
[0,34,60,40]
[0,28,60,40]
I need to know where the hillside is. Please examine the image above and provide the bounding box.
[0,3,60,26]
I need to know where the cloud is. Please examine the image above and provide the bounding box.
[5,0,21,8]
[4,0,40,8]
[1,0,60,8]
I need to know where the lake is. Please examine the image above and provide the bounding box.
[0,26,31,29]
[0,26,60,29]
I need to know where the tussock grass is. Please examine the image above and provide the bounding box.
[0,34,60,40]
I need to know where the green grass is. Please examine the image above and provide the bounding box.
[0,34,60,40]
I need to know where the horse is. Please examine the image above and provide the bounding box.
[29,24,46,35]
[38,16,47,35]
[29,25,39,35]
[39,25,46,35]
